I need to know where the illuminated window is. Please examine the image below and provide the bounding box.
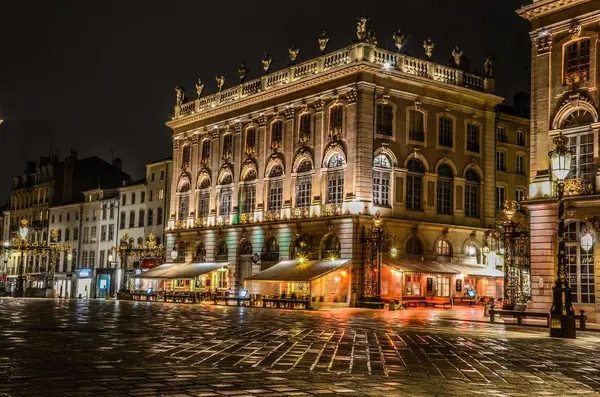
[567,133,594,185]
[299,113,311,138]
[436,240,452,257]
[268,180,283,211]
[465,169,480,218]
[296,177,312,208]
[373,155,392,206]
[271,121,283,148]
[436,164,453,215]
[242,185,256,213]
[564,39,590,84]
[327,171,344,204]
[566,221,595,304]
[198,192,210,218]
[406,159,424,211]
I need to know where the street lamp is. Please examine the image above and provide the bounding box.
[15,220,29,297]
[549,132,576,338]
[362,211,395,301]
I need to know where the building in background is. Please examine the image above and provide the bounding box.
[518,0,600,321]
[164,17,526,303]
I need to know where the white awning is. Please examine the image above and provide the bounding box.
[135,262,229,279]
[244,259,350,282]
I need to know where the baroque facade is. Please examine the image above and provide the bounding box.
[165,19,526,300]
[518,0,600,320]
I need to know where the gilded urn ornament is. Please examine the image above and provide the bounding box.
[215,76,225,92]
[238,63,249,82]
[288,46,300,65]
[262,52,272,74]
[392,28,405,51]
[318,30,329,53]
[451,46,463,66]
[423,38,434,59]
[195,78,204,98]
[175,86,186,106]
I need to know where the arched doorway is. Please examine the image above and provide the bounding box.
[237,240,254,294]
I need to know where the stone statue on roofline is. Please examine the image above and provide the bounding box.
[195,79,204,98]
[175,86,186,106]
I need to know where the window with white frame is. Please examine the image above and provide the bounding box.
[373,154,391,206]
[406,159,424,211]
[246,128,256,153]
[242,184,256,213]
[271,121,283,148]
[219,188,232,216]
[268,180,283,211]
[495,186,505,212]
[296,176,312,208]
[327,171,344,204]
[516,188,525,213]
[566,221,595,304]
[567,133,595,185]
[198,192,210,218]
[436,164,453,215]
[496,126,507,142]
[438,117,453,148]
[376,104,393,136]
[516,155,525,175]
[466,123,480,153]
[178,196,189,222]
[465,169,480,218]
[299,113,311,139]
[409,110,424,142]
[564,39,590,83]
[496,150,506,171]
[436,239,452,257]
[517,130,526,146]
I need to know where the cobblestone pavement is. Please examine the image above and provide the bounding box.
[2,300,600,396]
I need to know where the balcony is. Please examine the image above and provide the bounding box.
[172,44,488,121]
[564,179,594,197]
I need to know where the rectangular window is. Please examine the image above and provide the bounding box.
[198,193,210,217]
[516,189,525,213]
[108,224,114,241]
[67,213,70,222]
[269,180,283,211]
[138,210,145,227]
[242,185,256,213]
[327,171,344,204]
[89,251,95,268]
[74,227,79,241]
[129,210,135,228]
[202,140,211,162]
[376,104,393,136]
[409,110,424,142]
[436,179,452,215]
[465,184,479,218]
[131,193,136,205]
[246,128,256,152]
[223,134,233,157]
[151,172,155,182]
[83,227,89,243]
[495,186,505,212]
[120,212,126,229]
[99,250,105,268]
[466,123,480,153]
[65,228,70,241]
[160,170,164,180]
[296,177,312,208]
[81,252,88,268]
[147,209,153,226]
[157,208,163,225]
[140,192,145,203]
[299,113,311,138]
[564,39,590,83]
[271,121,283,147]
[496,126,507,142]
[406,175,422,211]
[149,190,153,202]
[516,155,525,175]
[330,106,343,131]
[90,226,97,242]
[568,133,595,185]
[373,171,390,206]
[100,225,106,241]
[102,204,107,220]
[496,151,506,171]
[438,117,453,148]
[517,130,526,146]
[158,189,164,200]
[220,188,232,216]
[109,203,115,219]
[178,196,189,221]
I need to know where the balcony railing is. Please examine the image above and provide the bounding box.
[173,44,489,120]
[194,217,208,228]
[292,207,310,219]
[564,179,594,196]
[239,212,254,224]
[321,203,343,217]
[263,210,281,222]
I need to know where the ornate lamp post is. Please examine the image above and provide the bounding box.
[548,133,576,338]
[361,211,396,301]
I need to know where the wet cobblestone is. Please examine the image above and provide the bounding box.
[1,299,600,396]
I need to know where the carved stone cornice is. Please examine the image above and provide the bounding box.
[517,0,590,21]
[173,139,181,150]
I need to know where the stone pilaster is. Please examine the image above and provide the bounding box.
[352,86,373,212]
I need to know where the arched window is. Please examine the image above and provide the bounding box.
[328,154,345,168]
[561,109,594,129]
[435,239,452,258]
[299,113,312,139]
[261,237,280,262]
[376,103,393,136]
[239,240,253,255]
[246,128,256,153]
[216,241,228,261]
[373,154,392,206]
[291,233,313,259]
[271,121,283,148]
[243,169,257,182]
[566,221,595,303]
[182,146,191,167]
[297,160,312,174]
[407,159,425,211]
[321,234,341,259]
[199,177,210,189]
[194,242,206,261]
[178,178,190,193]
[269,165,284,178]
[465,169,480,218]
[437,164,453,215]
[464,241,479,262]
[327,154,345,204]
[406,237,423,256]
[220,173,232,185]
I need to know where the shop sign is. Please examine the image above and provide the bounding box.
[76,268,93,278]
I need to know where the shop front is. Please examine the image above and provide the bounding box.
[75,268,93,299]
[134,262,230,296]
[382,258,504,306]
[95,268,115,298]
[54,273,74,298]
[244,259,351,304]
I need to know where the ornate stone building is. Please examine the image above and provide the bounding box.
[518,1,600,320]
[165,18,523,301]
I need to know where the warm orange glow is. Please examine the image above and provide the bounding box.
[341,270,347,277]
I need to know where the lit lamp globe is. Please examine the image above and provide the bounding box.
[390,247,399,258]
[67,252,73,262]
[170,250,178,261]
[108,253,114,263]
[581,232,593,252]
[19,220,29,239]
[549,134,572,182]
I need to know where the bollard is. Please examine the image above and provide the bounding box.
[484,303,491,317]
[580,309,586,330]
[389,300,396,311]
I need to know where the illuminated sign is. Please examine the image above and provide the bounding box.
[76,269,93,278]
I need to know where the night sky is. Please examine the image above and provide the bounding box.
[0,0,530,203]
